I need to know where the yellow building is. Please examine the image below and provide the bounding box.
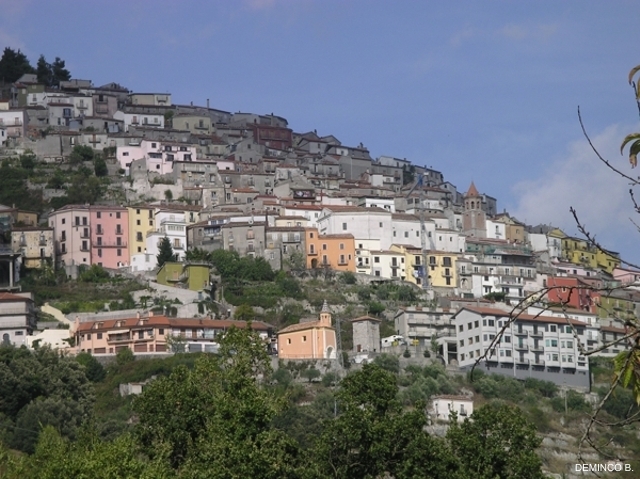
[562,236,597,269]
[596,249,621,274]
[128,205,155,256]
[494,214,526,244]
[277,300,337,360]
[426,251,458,289]
[390,244,423,286]
[560,235,620,273]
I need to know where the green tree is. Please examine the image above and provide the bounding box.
[19,152,36,170]
[164,189,173,202]
[0,426,174,479]
[115,347,135,367]
[233,304,255,321]
[156,237,176,268]
[69,145,94,165]
[285,250,306,272]
[50,57,70,87]
[447,403,544,479]
[308,363,458,478]
[66,174,102,204]
[94,156,108,177]
[35,55,52,86]
[75,352,106,382]
[134,326,301,476]
[0,345,94,453]
[0,47,34,84]
[300,367,321,383]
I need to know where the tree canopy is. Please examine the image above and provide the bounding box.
[0,48,34,84]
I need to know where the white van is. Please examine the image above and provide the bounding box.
[381,335,405,348]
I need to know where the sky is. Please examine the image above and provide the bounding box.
[2,0,640,264]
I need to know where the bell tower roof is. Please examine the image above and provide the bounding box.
[465,182,480,197]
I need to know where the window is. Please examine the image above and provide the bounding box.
[374,257,380,263]
[469,337,474,345]
[488,319,494,326]
[342,222,347,230]
[467,322,472,330]
[96,212,101,219]
[302,335,307,342]
[474,320,479,328]
[550,325,557,333]
[459,340,464,347]
[504,335,511,343]
[458,325,463,332]
[505,350,512,357]
[339,243,344,250]
[322,243,327,250]
[97,333,103,339]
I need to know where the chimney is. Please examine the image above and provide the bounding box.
[137,311,140,319]
[207,98,210,109]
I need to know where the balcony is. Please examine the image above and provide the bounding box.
[514,329,528,336]
[529,330,543,338]
[515,343,529,351]
[115,230,124,236]
[530,343,544,352]
[283,235,301,243]
[77,103,88,110]
[95,240,127,248]
[531,359,545,366]
[95,228,104,236]
[516,358,530,366]
[107,333,131,343]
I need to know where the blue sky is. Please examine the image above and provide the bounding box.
[3,0,640,264]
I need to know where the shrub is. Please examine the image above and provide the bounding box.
[340,272,357,285]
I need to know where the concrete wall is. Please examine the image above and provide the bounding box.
[466,362,591,391]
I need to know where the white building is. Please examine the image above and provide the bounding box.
[430,395,474,422]
[117,139,197,175]
[318,206,393,249]
[142,210,188,271]
[113,110,165,132]
[0,292,37,347]
[452,306,592,390]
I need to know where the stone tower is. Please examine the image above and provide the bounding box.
[462,182,486,238]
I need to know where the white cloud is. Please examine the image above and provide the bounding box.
[511,123,640,262]
[450,27,476,48]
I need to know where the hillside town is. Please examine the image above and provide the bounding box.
[0,71,637,395]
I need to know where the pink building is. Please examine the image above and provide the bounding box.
[90,206,129,268]
[48,205,92,271]
[117,139,197,175]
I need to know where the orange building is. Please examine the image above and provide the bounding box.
[305,227,355,272]
[277,300,337,359]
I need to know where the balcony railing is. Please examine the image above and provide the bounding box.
[529,331,543,338]
[107,334,131,343]
[531,359,545,366]
[515,344,529,351]
[96,241,127,248]
[516,358,530,365]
